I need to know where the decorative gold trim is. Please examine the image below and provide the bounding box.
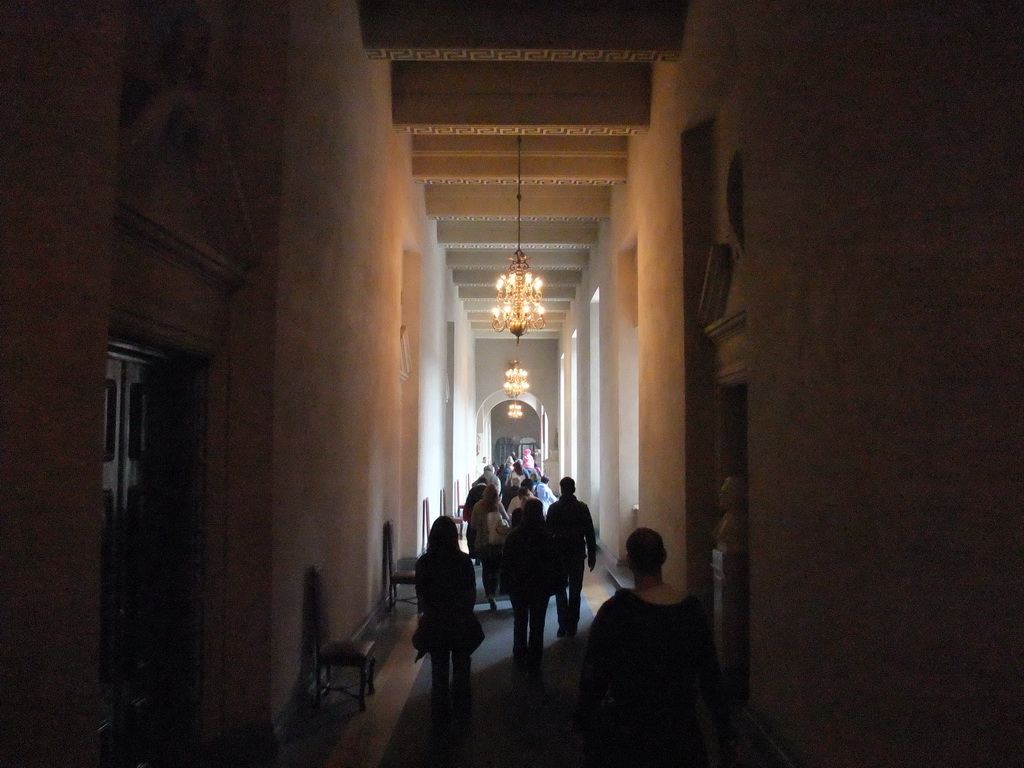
[706,309,747,386]
[705,308,746,343]
[442,242,593,250]
[431,215,603,222]
[698,243,734,328]
[399,125,646,136]
[400,326,412,382]
[367,48,679,62]
[417,177,625,185]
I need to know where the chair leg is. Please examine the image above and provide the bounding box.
[358,663,367,711]
[367,657,376,694]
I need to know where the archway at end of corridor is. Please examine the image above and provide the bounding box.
[473,390,554,482]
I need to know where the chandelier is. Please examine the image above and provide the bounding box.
[507,400,523,419]
[503,360,529,398]
[492,134,545,341]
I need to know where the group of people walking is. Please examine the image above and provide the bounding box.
[466,473,594,655]
[412,473,738,768]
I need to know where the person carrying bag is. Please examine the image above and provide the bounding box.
[471,483,509,610]
[414,517,485,734]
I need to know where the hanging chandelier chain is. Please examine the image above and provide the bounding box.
[517,133,522,251]
[492,131,546,341]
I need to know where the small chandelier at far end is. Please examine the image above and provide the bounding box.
[507,400,523,419]
[503,360,529,398]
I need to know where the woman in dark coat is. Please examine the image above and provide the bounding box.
[500,498,563,677]
[415,516,484,731]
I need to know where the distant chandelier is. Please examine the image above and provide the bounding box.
[492,134,545,342]
[507,400,523,419]
[503,361,529,398]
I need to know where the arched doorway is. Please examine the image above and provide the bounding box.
[475,390,551,477]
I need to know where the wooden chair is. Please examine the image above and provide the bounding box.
[308,567,376,711]
[445,486,465,539]
[384,520,417,610]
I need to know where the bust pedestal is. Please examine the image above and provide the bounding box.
[712,546,749,699]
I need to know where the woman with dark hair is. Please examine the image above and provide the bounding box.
[414,516,484,732]
[574,527,737,767]
[500,498,563,678]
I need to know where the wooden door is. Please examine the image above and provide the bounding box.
[100,344,204,767]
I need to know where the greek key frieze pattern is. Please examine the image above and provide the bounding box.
[432,216,603,222]
[417,177,625,185]
[367,48,679,62]
[398,125,645,136]
[443,242,594,250]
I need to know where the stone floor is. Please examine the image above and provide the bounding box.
[264,554,786,768]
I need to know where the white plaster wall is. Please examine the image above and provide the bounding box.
[629,65,688,589]
[450,288,478,493]
[417,232,449,526]
[272,0,426,717]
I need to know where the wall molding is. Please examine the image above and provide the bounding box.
[398,125,646,136]
[114,204,249,294]
[368,48,679,62]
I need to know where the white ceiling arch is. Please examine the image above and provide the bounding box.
[475,389,548,465]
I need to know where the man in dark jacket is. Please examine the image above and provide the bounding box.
[545,476,597,638]
[501,498,563,677]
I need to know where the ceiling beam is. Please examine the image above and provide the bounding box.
[393,62,650,131]
[459,285,576,300]
[426,184,611,218]
[359,0,688,57]
[438,220,598,247]
[451,268,581,286]
[446,248,589,270]
[413,135,627,183]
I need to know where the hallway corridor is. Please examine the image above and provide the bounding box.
[8,3,1021,765]
[268,560,769,768]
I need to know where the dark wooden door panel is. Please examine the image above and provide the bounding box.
[101,346,203,768]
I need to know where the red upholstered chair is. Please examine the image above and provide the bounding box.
[384,520,418,610]
[308,567,376,711]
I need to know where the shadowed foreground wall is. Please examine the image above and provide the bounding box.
[1,4,123,763]
[741,9,1024,765]
[627,3,1023,766]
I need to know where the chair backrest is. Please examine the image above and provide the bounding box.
[306,565,327,661]
[421,498,430,545]
[383,521,395,575]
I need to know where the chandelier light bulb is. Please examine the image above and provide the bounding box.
[492,134,546,342]
[504,360,530,398]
